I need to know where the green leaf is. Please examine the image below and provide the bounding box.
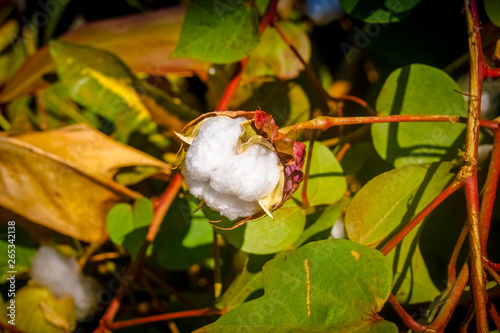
[14,284,76,333]
[485,0,500,27]
[244,22,310,80]
[387,220,440,304]
[231,80,310,126]
[340,142,374,175]
[215,254,272,311]
[372,64,467,167]
[217,200,306,255]
[293,141,347,206]
[48,40,158,143]
[294,197,351,247]
[197,239,397,332]
[0,226,37,283]
[154,197,213,271]
[106,197,153,258]
[173,0,260,64]
[345,162,457,304]
[339,0,421,23]
[345,162,457,246]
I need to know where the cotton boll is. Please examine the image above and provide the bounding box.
[182,167,207,198]
[203,186,262,220]
[31,246,97,321]
[210,144,281,202]
[184,117,246,182]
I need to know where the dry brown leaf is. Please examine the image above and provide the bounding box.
[0,125,171,242]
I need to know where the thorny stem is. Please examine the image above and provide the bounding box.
[427,263,470,333]
[464,1,488,331]
[380,180,463,256]
[105,308,224,330]
[97,174,183,331]
[387,295,426,332]
[215,0,279,111]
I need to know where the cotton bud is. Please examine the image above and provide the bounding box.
[176,110,305,226]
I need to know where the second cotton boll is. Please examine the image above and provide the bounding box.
[182,117,281,220]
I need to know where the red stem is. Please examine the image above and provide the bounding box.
[215,0,279,111]
[387,294,427,332]
[106,308,223,330]
[380,180,463,255]
[479,130,500,254]
[447,223,468,287]
[428,263,470,333]
[488,300,500,331]
[97,174,183,331]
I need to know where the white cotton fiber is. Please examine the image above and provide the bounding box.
[184,117,245,182]
[210,144,281,202]
[31,246,97,321]
[183,116,282,220]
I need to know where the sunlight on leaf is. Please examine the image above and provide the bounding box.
[173,0,260,64]
[197,239,396,332]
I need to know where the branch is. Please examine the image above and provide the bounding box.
[387,295,426,332]
[428,263,470,332]
[463,1,488,331]
[380,180,463,256]
[106,308,224,330]
[479,130,500,253]
[215,0,279,111]
[96,174,183,331]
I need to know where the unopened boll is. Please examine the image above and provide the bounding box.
[30,246,97,320]
[182,117,281,220]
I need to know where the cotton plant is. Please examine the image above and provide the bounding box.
[177,110,306,228]
[30,245,97,321]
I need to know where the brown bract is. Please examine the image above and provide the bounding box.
[176,110,305,228]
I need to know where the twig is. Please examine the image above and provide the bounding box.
[427,263,470,333]
[458,305,475,333]
[488,300,500,331]
[387,294,426,332]
[380,180,463,256]
[97,174,183,331]
[479,130,500,254]
[106,308,223,330]
[215,0,279,111]
[447,222,468,288]
[142,268,200,310]
[301,132,317,209]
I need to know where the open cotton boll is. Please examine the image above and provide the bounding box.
[184,117,246,182]
[30,246,97,321]
[183,116,282,220]
[210,144,281,202]
[203,186,262,220]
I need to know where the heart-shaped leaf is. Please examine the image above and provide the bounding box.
[372,64,467,167]
[293,141,347,207]
[107,197,153,259]
[173,0,260,64]
[216,199,305,254]
[197,239,396,332]
[154,196,213,271]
